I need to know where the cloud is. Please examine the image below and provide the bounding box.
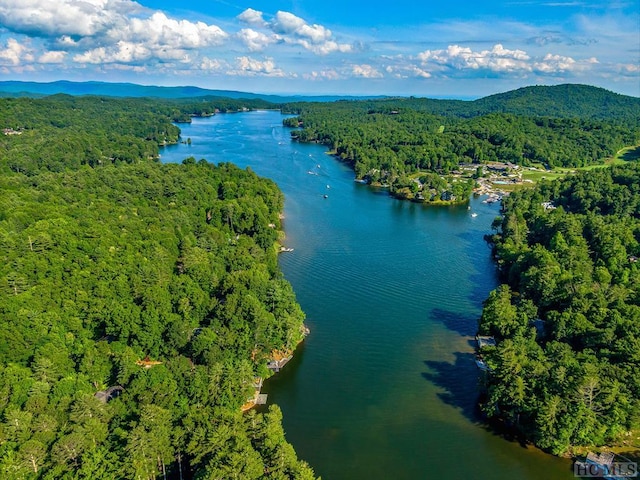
[533,53,597,73]
[617,63,640,75]
[237,8,267,28]
[351,64,383,78]
[418,44,531,72]
[272,11,332,43]
[414,43,601,78]
[123,12,227,49]
[38,50,67,64]
[73,40,193,64]
[271,11,353,54]
[0,0,141,37]
[0,38,33,66]
[73,44,134,64]
[199,57,227,71]
[230,56,286,77]
[236,28,277,52]
[303,69,342,81]
[237,10,353,55]
[0,0,227,67]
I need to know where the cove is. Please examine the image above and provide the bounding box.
[160,110,574,480]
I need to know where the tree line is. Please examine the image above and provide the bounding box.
[0,95,274,175]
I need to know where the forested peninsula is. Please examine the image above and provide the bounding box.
[478,165,640,455]
[0,96,317,479]
[283,85,640,204]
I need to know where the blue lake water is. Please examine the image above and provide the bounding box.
[160,110,573,480]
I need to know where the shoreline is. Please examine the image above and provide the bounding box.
[241,324,310,412]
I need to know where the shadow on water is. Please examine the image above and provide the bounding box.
[423,352,482,423]
[258,340,307,408]
[431,307,478,336]
[423,353,534,449]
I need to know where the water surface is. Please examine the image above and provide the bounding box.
[161,111,573,480]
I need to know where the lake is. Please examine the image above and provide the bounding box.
[160,110,574,480]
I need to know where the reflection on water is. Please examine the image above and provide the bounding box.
[161,111,574,480]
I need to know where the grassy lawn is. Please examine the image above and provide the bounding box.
[521,169,567,182]
[518,144,640,184]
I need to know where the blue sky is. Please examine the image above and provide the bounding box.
[0,0,637,98]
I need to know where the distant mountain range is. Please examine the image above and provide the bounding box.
[0,80,637,122]
[0,80,385,103]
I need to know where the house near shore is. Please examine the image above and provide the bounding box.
[476,335,496,349]
[475,336,497,372]
[440,191,455,201]
[267,355,292,372]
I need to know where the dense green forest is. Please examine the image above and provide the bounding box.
[478,164,640,455]
[0,96,316,479]
[282,85,639,202]
[0,95,274,175]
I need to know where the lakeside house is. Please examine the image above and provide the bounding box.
[267,355,292,373]
[476,335,497,349]
[475,335,497,372]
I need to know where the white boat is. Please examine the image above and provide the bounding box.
[471,213,478,217]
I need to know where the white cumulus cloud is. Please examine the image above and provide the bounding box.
[0,38,33,65]
[236,28,277,52]
[230,56,286,77]
[0,0,227,67]
[237,8,267,28]
[272,11,332,44]
[533,53,597,73]
[124,12,227,49]
[38,50,67,63]
[237,10,354,56]
[0,0,141,37]
[418,44,531,72]
[351,64,383,78]
[74,41,154,64]
[199,56,227,71]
